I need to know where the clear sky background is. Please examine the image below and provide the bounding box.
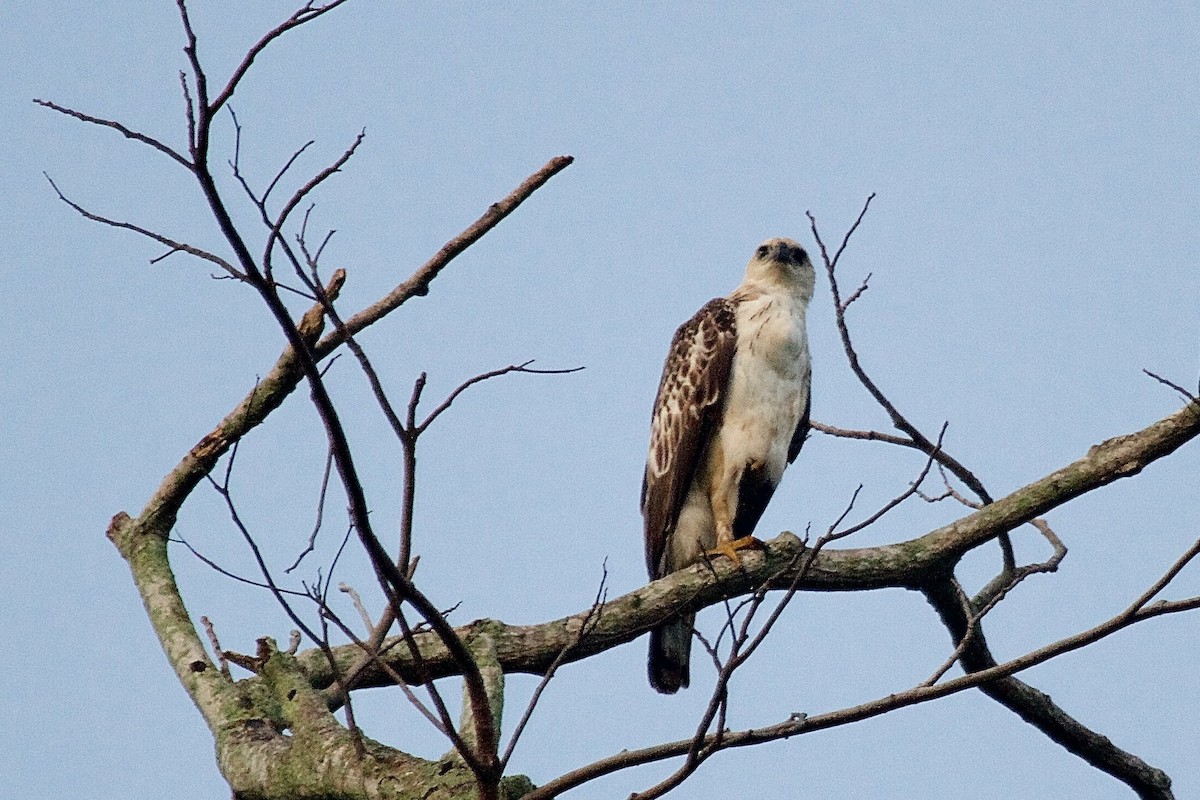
[2,2,1198,798]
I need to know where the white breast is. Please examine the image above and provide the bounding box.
[718,293,810,483]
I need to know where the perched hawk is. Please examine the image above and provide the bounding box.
[642,237,814,693]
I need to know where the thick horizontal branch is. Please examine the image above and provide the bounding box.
[299,400,1200,690]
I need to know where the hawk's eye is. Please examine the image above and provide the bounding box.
[756,245,770,259]
[796,247,808,262]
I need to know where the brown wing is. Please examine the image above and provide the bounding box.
[642,297,737,578]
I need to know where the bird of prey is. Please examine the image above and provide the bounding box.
[642,237,814,693]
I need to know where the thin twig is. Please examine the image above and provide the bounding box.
[311,156,574,339]
[1143,368,1198,402]
[417,361,585,435]
[810,420,914,448]
[264,129,364,279]
[338,582,375,630]
[200,616,232,679]
[264,140,316,207]
[173,533,307,597]
[922,525,1067,688]
[807,200,993,506]
[179,71,196,155]
[205,1,353,117]
[1121,535,1200,616]
[970,518,1066,612]
[500,563,610,769]
[33,99,192,169]
[834,424,946,538]
[839,272,872,313]
[286,447,335,573]
[44,173,242,278]
[318,597,450,737]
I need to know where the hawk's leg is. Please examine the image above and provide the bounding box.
[705,494,763,568]
[705,468,764,566]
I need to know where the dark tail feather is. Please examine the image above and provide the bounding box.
[648,614,694,694]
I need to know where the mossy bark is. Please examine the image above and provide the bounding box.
[108,513,530,799]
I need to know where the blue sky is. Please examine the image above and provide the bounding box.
[2,2,1198,798]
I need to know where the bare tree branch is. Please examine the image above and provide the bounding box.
[285,447,335,573]
[631,429,949,799]
[807,199,995,507]
[146,11,511,782]
[526,542,1197,800]
[921,574,1176,800]
[969,518,1067,612]
[834,423,947,538]
[813,420,936,449]
[1144,368,1198,402]
[33,99,192,169]
[263,128,364,280]
[200,616,232,680]
[334,155,574,319]
[205,1,354,118]
[43,173,242,278]
[323,589,454,739]
[417,361,585,434]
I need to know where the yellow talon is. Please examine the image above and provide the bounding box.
[705,536,764,566]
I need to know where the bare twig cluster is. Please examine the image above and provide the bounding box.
[48,3,574,798]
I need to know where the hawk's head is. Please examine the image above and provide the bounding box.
[746,237,815,302]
